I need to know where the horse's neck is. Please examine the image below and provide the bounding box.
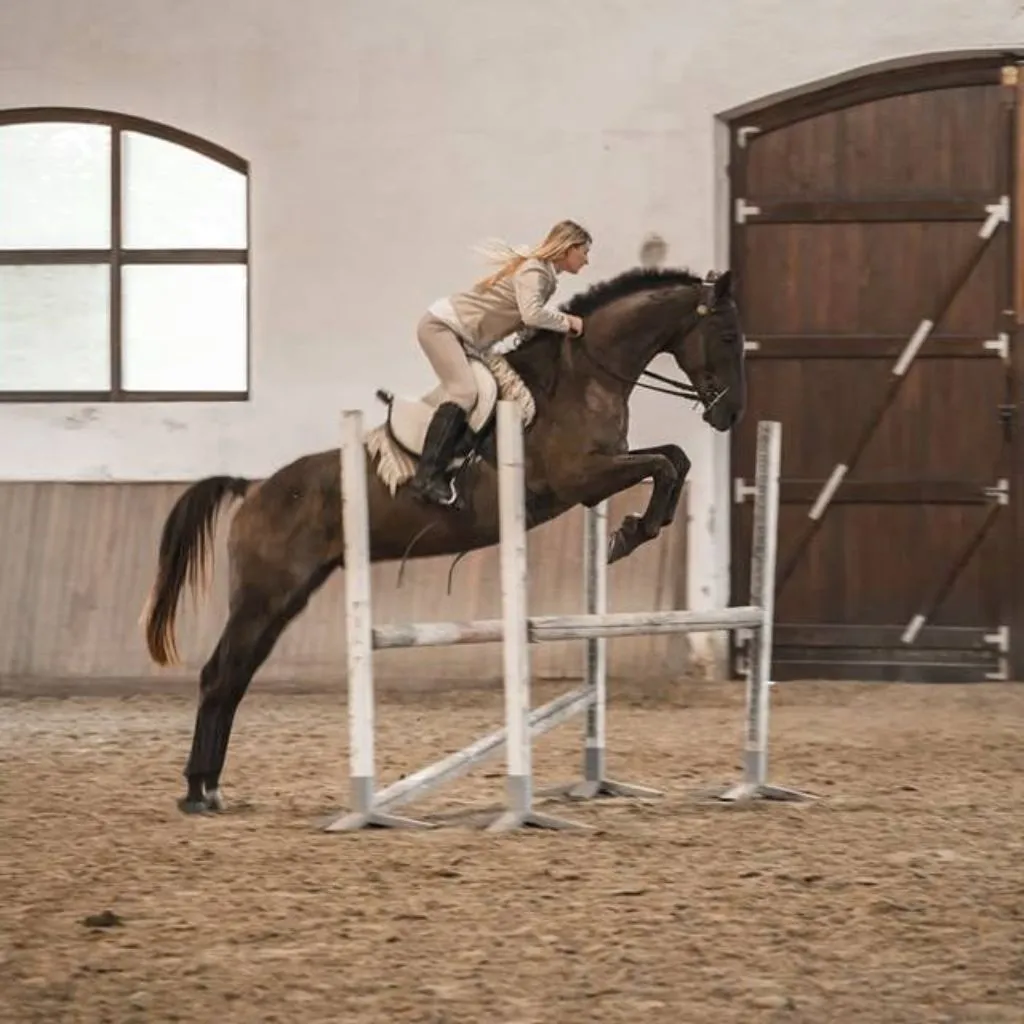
[586,288,695,387]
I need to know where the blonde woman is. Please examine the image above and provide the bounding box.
[409,219,592,506]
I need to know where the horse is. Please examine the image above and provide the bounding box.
[142,265,747,814]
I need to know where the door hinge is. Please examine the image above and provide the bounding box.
[983,478,1010,505]
[984,332,1010,362]
[733,476,757,504]
[998,404,1016,441]
[734,198,761,224]
[736,125,761,148]
[984,625,1010,681]
[980,196,1010,239]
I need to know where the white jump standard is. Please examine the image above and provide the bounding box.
[546,500,662,803]
[325,401,808,833]
[714,418,812,804]
[330,406,432,830]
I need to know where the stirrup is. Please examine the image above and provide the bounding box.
[410,473,462,509]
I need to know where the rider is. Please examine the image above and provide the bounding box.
[409,219,592,506]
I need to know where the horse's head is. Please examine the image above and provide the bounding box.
[667,270,747,432]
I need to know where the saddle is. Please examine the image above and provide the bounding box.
[375,357,500,470]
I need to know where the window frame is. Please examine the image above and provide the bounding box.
[0,107,250,403]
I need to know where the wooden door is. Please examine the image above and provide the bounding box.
[729,57,1022,682]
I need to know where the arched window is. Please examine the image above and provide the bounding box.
[0,108,249,401]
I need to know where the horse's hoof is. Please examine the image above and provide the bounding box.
[203,789,226,813]
[607,515,646,564]
[607,530,632,564]
[177,797,213,815]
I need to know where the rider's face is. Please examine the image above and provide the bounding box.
[559,243,590,274]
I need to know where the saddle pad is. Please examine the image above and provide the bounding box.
[387,359,499,456]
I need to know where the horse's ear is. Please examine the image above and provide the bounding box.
[713,270,733,301]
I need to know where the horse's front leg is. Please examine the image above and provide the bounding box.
[550,450,682,564]
[626,444,691,527]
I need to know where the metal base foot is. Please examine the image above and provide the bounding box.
[713,782,815,803]
[323,808,436,832]
[485,775,592,832]
[484,808,592,833]
[323,777,437,831]
[543,747,663,802]
[549,777,663,801]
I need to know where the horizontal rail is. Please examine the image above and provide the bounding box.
[372,605,764,650]
[374,619,504,649]
[532,606,764,640]
[375,684,593,811]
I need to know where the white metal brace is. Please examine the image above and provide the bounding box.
[808,463,848,520]
[984,478,1010,506]
[984,333,1010,362]
[900,614,926,645]
[744,339,761,352]
[736,126,761,148]
[733,476,758,504]
[892,319,934,377]
[735,198,761,224]
[979,195,1010,240]
[984,625,1010,681]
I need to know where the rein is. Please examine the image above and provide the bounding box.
[575,334,702,400]
[572,275,726,407]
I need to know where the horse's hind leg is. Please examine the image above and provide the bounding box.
[180,562,337,814]
[180,596,273,814]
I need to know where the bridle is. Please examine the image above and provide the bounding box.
[573,271,732,411]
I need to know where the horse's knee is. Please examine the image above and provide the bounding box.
[651,453,680,487]
[661,444,690,477]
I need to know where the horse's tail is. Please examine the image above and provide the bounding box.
[142,475,252,666]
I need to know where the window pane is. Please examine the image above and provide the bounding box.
[122,132,246,249]
[0,265,110,390]
[0,123,111,249]
[122,265,247,392]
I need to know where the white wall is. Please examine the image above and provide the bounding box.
[0,0,1021,652]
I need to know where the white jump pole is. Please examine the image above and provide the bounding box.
[486,401,588,832]
[325,409,434,831]
[716,419,813,803]
[544,501,662,801]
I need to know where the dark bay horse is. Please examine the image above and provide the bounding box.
[143,266,747,813]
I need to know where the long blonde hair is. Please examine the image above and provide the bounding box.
[473,219,592,291]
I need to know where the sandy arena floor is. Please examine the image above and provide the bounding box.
[1,678,1023,1024]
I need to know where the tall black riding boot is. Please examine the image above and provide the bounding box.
[408,401,468,507]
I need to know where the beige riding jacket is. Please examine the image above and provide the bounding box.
[428,258,572,352]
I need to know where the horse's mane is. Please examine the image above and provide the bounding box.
[509,265,701,357]
[561,265,702,319]
[503,265,702,396]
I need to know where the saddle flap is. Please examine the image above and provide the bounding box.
[384,359,499,458]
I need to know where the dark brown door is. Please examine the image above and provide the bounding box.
[729,58,1022,682]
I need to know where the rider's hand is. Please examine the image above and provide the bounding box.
[566,315,584,337]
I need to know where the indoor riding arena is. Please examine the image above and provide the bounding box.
[2,3,1024,1023]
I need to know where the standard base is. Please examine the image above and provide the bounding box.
[323,808,436,832]
[552,777,664,801]
[484,808,592,833]
[323,776,438,831]
[545,748,663,802]
[712,781,816,803]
